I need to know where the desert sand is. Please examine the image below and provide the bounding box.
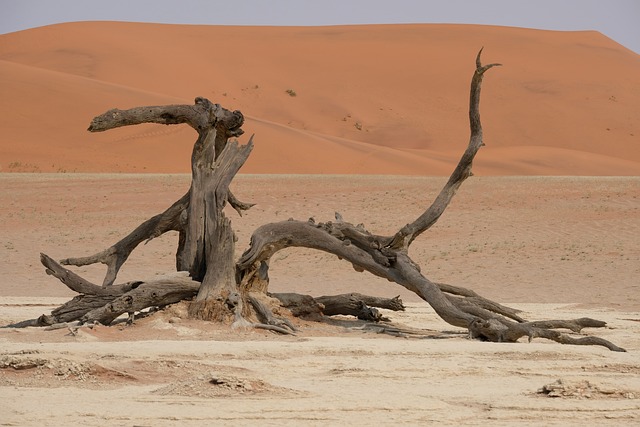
[1,22,639,425]
[1,174,639,425]
[0,22,639,175]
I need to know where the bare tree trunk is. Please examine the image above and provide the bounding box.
[66,97,255,322]
[186,139,254,321]
[64,98,252,287]
[18,51,626,351]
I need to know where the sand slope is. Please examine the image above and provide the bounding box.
[1,22,639,174]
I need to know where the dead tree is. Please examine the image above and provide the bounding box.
[14,50,625,352]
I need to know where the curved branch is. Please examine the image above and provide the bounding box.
[437,282,525,322]
[524,318,607,333]
[238,220,392,280]
[238,220,477,328]
[530,329,626,352]
[446,295,524,324]
[388,49,501,250]
[468,317,625,352]
[81,275,200,325]
[88,96,246,161]
[41,253,139,295]
[88,97,217,134]
[228,190,256,216]
[61,192,189,286]
[247,293,297,333]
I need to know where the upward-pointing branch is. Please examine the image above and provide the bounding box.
[388,49,501,250]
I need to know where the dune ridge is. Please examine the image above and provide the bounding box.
[1,22,638,175]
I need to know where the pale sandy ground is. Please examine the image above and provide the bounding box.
[1,174,639,425]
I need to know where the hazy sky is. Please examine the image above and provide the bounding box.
[2,0,639,54]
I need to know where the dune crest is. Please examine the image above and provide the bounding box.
[1,22,638,175]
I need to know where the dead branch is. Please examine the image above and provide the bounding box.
[235,50,625,351]
[60,194,188,286]
[22,50,626,351]
[81,274,199,325]
[387,49,501,250]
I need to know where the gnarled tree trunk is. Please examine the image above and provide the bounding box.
[186,138,253,321]
[12,51,626,352]
[65,97,255,323]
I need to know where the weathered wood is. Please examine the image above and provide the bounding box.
[63,98,252,288]
[88,102,211,133]
[2,317,52,328]
[319,297,383,321]
[525,318,607,333]
[88,97,242,135]
[436,282,524,321]
[187,139,254,321]
[266,292,404,321]
[60,194,188,287]
[315,293,405,320]
[469,318,625,352]
[38,97,256,326]
[178,128,217,280]
[269,292,325,319]
[9,257,196,327]
[387,49,501,250]
[234,50,625,350]
[51,294,118,323]
[25,52,626,350]
[236,50,501,329]
[41,253,141,296]
[360,294,405,311]
[81,274,200,325]
[247,293,297,333]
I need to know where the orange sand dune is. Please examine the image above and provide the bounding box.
[0,22,638,175]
